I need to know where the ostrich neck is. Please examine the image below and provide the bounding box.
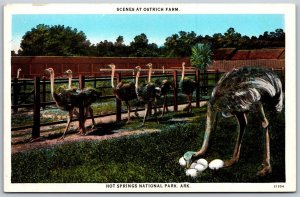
[50,73,55,99]
[17,71,20,79]
[135,70,140,89]
[148,67,152,83]
[111,67,115,88]
[68,74,72,89]
[181,66,185,81]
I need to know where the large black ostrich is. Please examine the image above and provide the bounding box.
[180,62,196,112]
[186,66,283,176]
[65,69,99,128]
[45,68,86,140]
[158,66,173,116]
[135,66,159,126]
[149,64,173,116]
[108,64,138,123]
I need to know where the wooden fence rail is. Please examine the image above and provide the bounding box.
[11,68,285,138]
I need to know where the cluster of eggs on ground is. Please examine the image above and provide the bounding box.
[179,156,224,178]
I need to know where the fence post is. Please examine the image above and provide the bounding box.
[42,76,46,109]
[32,76,40,139]
[116,73,122,122]
[196,69,200,108]
[79,74,85,89]
[173,70,178,112]
[13,78,19,113]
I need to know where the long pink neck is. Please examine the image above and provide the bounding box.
[181,65,185,81]
[148,67,152,83]
[50,72,55,98]
[111,67,115,88]
[68,73,72,89]
[135,70,140,90]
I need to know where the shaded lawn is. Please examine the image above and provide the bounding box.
[11,106,285,183]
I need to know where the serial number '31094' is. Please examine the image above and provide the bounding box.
[274,185,285,188]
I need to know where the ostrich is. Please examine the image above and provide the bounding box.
[65,69,98,128]
[158,66,173,116]
[147,64,173,116]
[45,68,86,140]
[180,62,196,112]
[185,66,283,176]
[135,66,159,126]
[108,64,139,123]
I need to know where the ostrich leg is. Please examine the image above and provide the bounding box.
[77,105,86,135]
[88,107,96,129]
[224,112,247,167]
[153,99,159,124]
[162,95,169,116]
[257,102,272,176]
[125,101,131,123]
[188,94,192,112]
[142,104,149,126]
[59,110,74,140]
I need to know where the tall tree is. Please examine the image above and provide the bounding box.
[20,24,91,56]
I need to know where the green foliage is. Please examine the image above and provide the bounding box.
[20,24,90,56]
[15,25,285,57]
[190,43,212,70]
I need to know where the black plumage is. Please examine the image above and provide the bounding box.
[188,66,283,176]
[135,66,159,125]
[180,62,196,112]
[108,64,138,123]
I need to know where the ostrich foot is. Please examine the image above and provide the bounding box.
[126,120,131,124]
[257,165,272,176]
[58,136,65,141]
[224,158,238,168]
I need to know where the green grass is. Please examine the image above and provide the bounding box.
[11,106,285,183]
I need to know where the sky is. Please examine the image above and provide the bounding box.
[11,14,284,52]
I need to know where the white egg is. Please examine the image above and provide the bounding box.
[179,157,186,167]
[197,158,208,168]
[185,169,198,178]
[209,159,224,170]
[190,162,197,169]
[194,164,207,172]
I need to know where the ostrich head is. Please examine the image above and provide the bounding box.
[135,66,141,72]
[45,68,54,76]
[146,63,152,69]
[108,63,116,69]
[64,69,72,75]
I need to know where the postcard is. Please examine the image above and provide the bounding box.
[3,3,296,192]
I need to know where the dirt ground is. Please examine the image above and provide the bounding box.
[11,102,207,154]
